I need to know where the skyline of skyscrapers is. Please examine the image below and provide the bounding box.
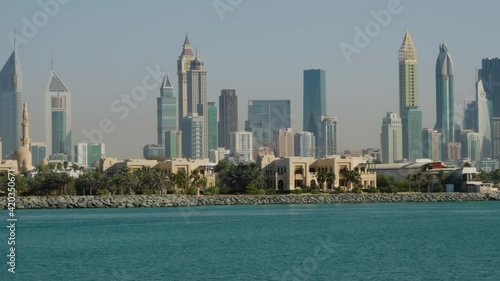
[45,69,72,160]
[0,50,23,159]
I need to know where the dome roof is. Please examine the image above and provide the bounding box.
[13,147,31,161]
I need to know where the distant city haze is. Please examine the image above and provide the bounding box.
[1,0,499,159]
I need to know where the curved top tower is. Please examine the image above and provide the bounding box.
[435,43,455,144]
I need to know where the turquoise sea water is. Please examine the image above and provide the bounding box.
[1,202,500,281]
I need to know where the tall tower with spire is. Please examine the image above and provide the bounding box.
[157,74,177,146]
[45,63,72,160]
[435,43,455,145]
[0,50,23,159]
[399,31,422,161]
[177,35,195,121]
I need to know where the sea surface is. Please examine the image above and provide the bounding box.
[1,202,500,281]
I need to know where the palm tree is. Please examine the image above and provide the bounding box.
[316,170,327,191]
[415,171,423,193]
[406,174,414,192]
[245,163,266,190]
[437,170,447,192]
[150,169,169,194]
[170,170,190,194]
[325,172,336,190]
[425,172,434,193]
[341,170,361,190]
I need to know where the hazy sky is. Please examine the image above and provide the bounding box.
[1,0,499,159]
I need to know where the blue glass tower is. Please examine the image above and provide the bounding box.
[303,69,326,145]
[157,75,177,146]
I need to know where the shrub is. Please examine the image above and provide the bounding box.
[97,189,110,196]
[351,186,363,194]
[205,186,220,196]
[332,187,344,194]
[186,186,198,196]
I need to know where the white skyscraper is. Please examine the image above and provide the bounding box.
[381,112,403,164]
[230,131,253,162]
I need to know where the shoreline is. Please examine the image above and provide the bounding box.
[3,193,500,209]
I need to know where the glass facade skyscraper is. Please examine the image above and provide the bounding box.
[0,50,23,159]
[218,89,238,149]
[402,106,422,161]
[435,44,455,144]
[303,69,326,146]
[157,75,177,146]
[45,70,72,160]
[480,58,500,159]
[245,100,291,151]
[381,112,403,164]
[208,102,217,151]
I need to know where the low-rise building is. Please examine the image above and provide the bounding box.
[259,155,376,191]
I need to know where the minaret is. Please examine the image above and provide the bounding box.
[177,35,195,122]
[21,102,30,148]
[435,43,455,144]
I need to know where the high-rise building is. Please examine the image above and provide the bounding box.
[445,142,461,161]
[165,130,182,159]
[187,54,208,158]
[230,131,253,162]
[208,102,218,151]
[218,89,238,149]
[143,144,165,160]
[209,148,230,164]
[157,75,177,146]
[180,113,204,159]
[381,112,403,164]
[294,132,316,158]
[463,100,477,131]
[460,131,480,161]
[75,143,105,168]
[274,128,294,157]
[318,116,338,157]
[399,31,418,116]
[0,50,23,159]
[303,69,326,146]
[422,129,442,161]
[402,107,422,161]
[480,58,500,159]
[45,69,72,160]
[435,44,455,144]
[0,137,2,160]
[245,100,291,151]
[476,79,493,159]
[177,35,195,121]
[31,142,47,167]
[399,31,423,161]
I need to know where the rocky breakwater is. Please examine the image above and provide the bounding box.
[3,193,500,209]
